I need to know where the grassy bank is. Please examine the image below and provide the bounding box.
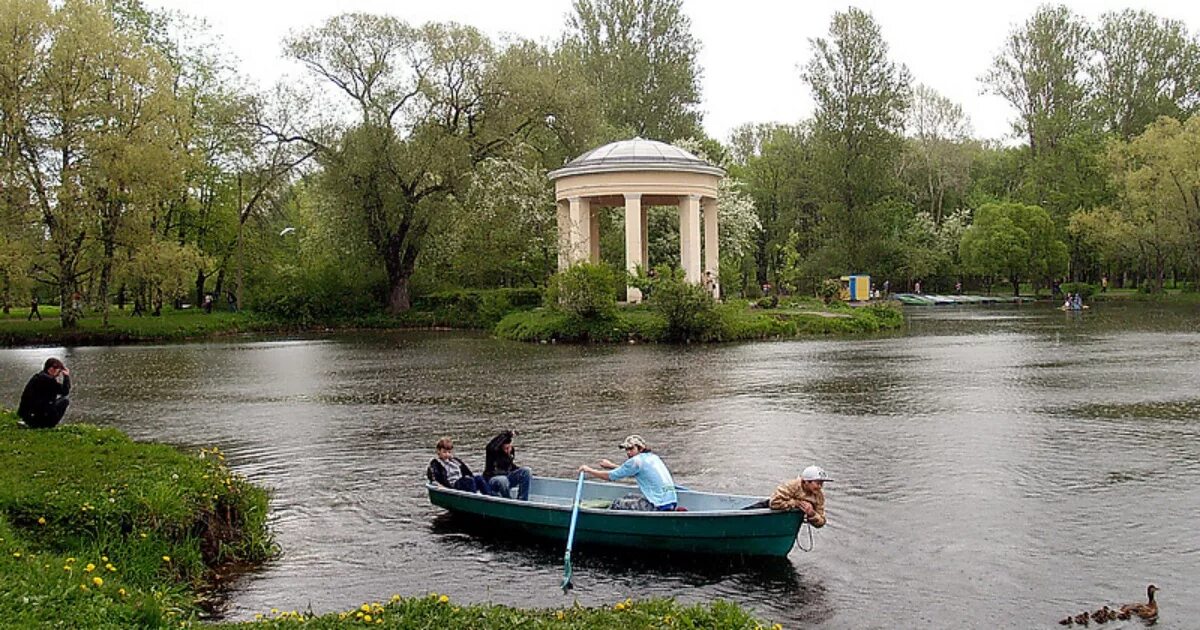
[496,300,905,343]
[1,412,776,628]
[0,411,273,626]
[0,307,277,347]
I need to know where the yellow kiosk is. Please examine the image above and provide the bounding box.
[839,275,871,302]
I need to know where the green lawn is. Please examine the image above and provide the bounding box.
[0,307,266,347]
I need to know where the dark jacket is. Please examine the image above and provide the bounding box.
[18,371,70,420]
[426,457,474,488]
[484,430,517,479]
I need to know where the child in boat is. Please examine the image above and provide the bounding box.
[426,437,493,495]
[767,465,829,527]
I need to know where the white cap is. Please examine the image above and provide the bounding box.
[801,465,833,482]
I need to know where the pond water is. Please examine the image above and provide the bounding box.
[2,301,1199,628]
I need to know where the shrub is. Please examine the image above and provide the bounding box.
[546,263,619,320]
[818,278,841,304]
[646,267,718,341]
[1060,282,1096,298]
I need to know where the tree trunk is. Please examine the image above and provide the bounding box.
[195,269,207,307]
[1010,275,1020,297]
[98,241,115,327]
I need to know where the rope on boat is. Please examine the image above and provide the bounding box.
[794,519,814,552]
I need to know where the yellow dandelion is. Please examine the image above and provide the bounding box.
[84,563,95,572]
[360,604,371,612]
[101,556,109,562]
[556,611,565,620]
[375,620,382,625]
[270,609,279,615]
[80,584,89,592]
[106,563,116,572]
[255,614,264,621]
[390,594,401,603]
[92,576,104,587]
[364,614,372,622]
[140,533,148,539]
[63,565,72,572]
[162,555,171,563]
[439,595,449,604]
[37,517,46,525]
[355,611,364,619]
[118,588,127,597]
[11,552,20,558]
[773,625,783,630]
[66,557,76,563]
[614,602,625,611]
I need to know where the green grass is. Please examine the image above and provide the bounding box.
[0,307,271,347]
[0,410,775,629]
[238,595,776,629]
[0,410,274,627]
[495,301,904,343]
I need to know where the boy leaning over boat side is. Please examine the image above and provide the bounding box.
[426,437,493,496]
[766,465,830,527]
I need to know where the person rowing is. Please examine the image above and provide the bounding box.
[578,434,678,511]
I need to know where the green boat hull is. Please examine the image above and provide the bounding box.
[427,477,803,557]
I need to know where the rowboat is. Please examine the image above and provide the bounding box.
[426,476,805,557]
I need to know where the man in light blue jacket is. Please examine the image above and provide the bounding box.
[579,434,678,511]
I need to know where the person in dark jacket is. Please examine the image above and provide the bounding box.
[425,437,492,495]
[484,430,533,500]
[18,358,71,429]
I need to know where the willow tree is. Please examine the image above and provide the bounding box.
[281,15,576,313]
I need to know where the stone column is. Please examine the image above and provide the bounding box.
[679,194,702,283]
[640,204,649,266]
[624,193,644,303]
[589,205,601,263]
[556,199,570,271]
[703,197,720,298]
[568,196,591,264]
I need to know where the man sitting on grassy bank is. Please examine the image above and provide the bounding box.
[17,357,71,429]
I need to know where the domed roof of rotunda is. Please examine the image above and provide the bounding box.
[548,137,724,179]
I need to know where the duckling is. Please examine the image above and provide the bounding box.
[1073,612,1090,626]
[1115,609,1132,621]
[1119,584,1159,621]
[1090,605,1112,624]
[1058,615,1074,626]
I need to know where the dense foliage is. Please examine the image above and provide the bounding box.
[3,0,1200,336]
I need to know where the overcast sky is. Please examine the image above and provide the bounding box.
[144,0,1200,144]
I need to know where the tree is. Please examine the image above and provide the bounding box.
[982,5,1090,156]
[802,8,910,277]
[727,123,819,288]
[280,15,576,313]
[1088,116,1200,291]
[959,202,1068,295]
[899,85,977,223]
[565,0,702,141]
[1090,10,1200,141]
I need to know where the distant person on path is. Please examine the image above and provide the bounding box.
[1072,292,1083,311]
[426,437,493,495]
[202,294,214,314]
[484,430,532,500]
[914,280,922,295]
[767,465,830,527]
[27,296,42,321]
[1101,276,1108,293]
[17,358,72,429]
[882,279,890,296]
[955,280,963,295]
[578,434,678,511]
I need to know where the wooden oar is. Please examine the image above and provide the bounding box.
[561,471,586,593]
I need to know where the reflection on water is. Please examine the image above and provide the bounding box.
[2,302,1199,628]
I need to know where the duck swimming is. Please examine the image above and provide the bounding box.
[1119,584,1159,622]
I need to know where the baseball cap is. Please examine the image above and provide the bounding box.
[619,435,647,450]
[801,465,833,482]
